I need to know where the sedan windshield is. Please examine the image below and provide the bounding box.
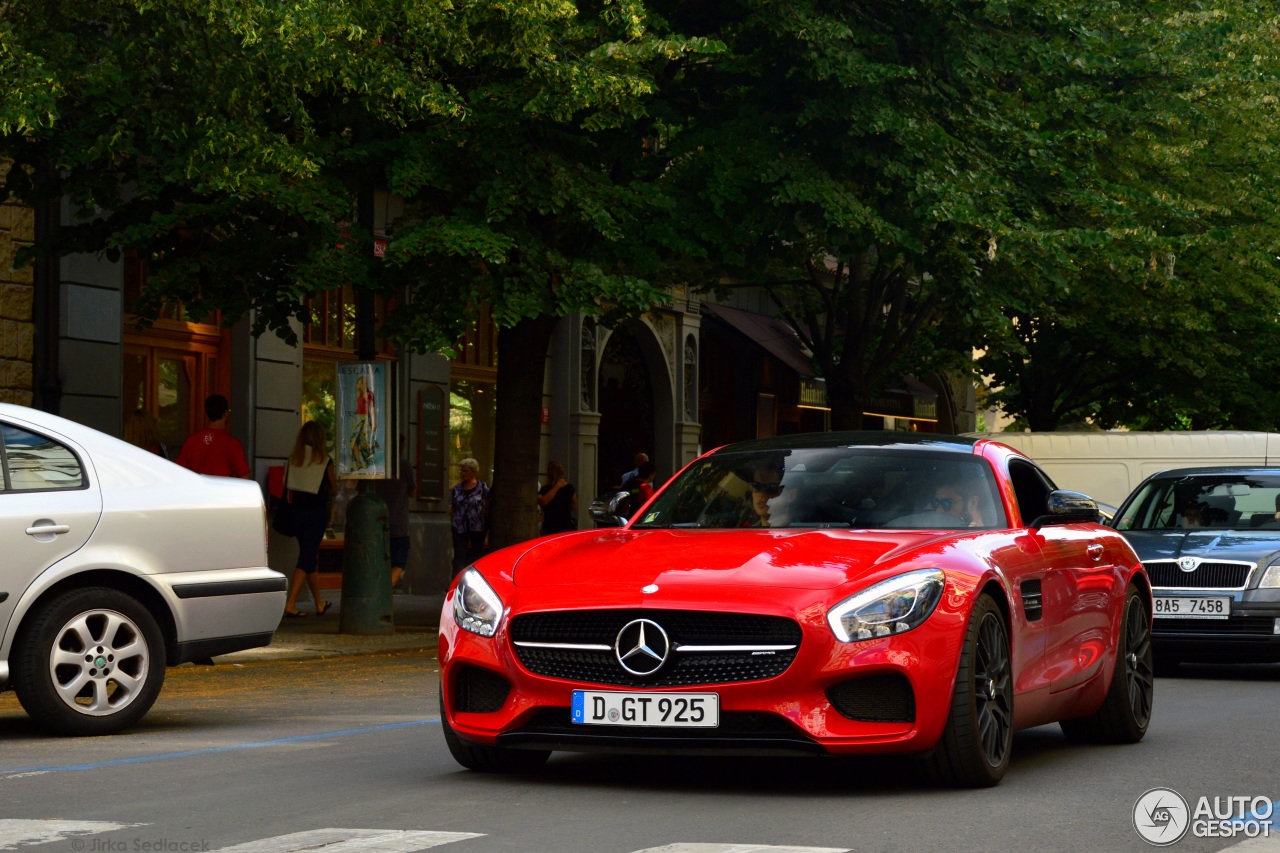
[632,447,1005,530]
[1115,474,1280,531]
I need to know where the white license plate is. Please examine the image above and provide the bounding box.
[1153,596,1231,619]
[571,690,719,727]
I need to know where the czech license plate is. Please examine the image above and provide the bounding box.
[1153,596,1231,619]
[571,690,719,727]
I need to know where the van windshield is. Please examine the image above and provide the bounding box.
[1114,474,1280,531]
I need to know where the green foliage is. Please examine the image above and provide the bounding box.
[0,0,716,349]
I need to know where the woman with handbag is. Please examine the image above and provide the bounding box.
[283,420,338,617]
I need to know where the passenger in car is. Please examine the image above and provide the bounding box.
[743,457,787,527]
[1177,501,1207,528]
[931,476,988,528]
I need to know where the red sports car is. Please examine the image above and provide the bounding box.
[439,433,1154,786]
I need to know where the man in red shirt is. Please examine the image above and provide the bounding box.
[176,394,251,478]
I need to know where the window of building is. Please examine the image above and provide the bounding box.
[122,253,227,453]
[300,284,393,459]
[449,307,498,483]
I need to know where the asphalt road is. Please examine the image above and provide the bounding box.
[2,653,1279,853]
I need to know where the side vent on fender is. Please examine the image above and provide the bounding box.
[1021,580,1043,622]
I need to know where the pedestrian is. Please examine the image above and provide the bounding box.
[633,460,658,504]
[449,457,490,576]
[374,436,417,590]
[620,451,649,490]
[123,409,167,458]
[537,460,578,535]
[175,394,250,478]
[282,420,339,617]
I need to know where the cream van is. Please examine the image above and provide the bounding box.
[964,431,1280,508]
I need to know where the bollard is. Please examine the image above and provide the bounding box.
[340,481,394,635]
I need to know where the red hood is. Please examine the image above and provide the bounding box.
[509,528,942,591]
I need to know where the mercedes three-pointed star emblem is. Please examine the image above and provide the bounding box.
[614,618,671,676]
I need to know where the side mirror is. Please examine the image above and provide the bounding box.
[1030,490,1100,528]
[589,490,632,528]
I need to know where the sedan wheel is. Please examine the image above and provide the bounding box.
[13,587,166,736]
[925,594,1013,787]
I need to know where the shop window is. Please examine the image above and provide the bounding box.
[449,378,496,483]
[122,252,227,451]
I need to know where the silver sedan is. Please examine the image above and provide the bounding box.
[0,402,286,735]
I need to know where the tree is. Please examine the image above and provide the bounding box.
[971,2,1280,430]
[646,0,1280,431]
[1,0,715,548]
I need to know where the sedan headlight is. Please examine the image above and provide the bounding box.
[453,568,504,637]
[827,569,946,642]
[1260,566,1280,588]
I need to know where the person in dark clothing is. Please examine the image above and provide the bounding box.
[537,460,578,535]
[283,420,338,617]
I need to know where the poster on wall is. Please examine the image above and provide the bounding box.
[335,361,389,479]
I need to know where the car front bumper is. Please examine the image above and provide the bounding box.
[438,592,972,758]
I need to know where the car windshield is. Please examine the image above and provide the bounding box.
[631,447,1005,530]
[1114,473,1280,531]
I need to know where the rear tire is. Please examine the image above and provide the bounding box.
[924,594,1013,787]
[13,587,166,736]
[1060,585,1153,744]
[439,692,550,772]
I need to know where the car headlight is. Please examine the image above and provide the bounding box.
[453,568,504,637]
[827,569,946,642]
[1260,566,1280,588]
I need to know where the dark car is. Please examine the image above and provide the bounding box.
[1112,466,1280,668]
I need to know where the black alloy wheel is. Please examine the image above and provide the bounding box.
[974,608,1014,768]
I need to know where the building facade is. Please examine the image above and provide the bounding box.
[8,197,978,593]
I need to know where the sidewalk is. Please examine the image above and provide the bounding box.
[218,592,445,663]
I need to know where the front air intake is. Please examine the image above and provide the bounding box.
[826,672,916,723]
[453,665,512,714]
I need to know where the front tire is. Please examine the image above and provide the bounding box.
[924,594,1013,787]
[1060,585,1153,744]
[13,587,166,736]
[439,693,549,772]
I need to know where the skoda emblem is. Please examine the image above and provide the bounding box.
[614,618,671,676]
[1178,557,1200,573]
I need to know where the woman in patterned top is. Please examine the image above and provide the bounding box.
[449,457,490,576]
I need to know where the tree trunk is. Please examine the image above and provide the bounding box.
[826,374,869,431]
[488,315,558,552]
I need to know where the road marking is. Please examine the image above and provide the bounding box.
[0,719,439,775]
[0,819,142,850]
[213,829,483,852]
[632,840,844,845]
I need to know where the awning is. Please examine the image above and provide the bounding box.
[700,302,815,378]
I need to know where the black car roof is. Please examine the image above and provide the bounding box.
[1142,466,1280,480]
[710,431,980,455]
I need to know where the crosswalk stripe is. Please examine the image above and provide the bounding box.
[632,840,849,845]
[212,829,484,852]
[0,819,142,850]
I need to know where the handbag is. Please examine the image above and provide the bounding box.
[271,464,297,537]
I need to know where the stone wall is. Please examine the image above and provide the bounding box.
[0,196,35,406]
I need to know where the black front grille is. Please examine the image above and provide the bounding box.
[826,673,916,723]
[1154,616,1276,636]
[1146,561,1252,589]
[454,665,511,713]
[510,610,802,688]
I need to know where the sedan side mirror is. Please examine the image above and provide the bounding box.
[1030,490,1100,528]
[588,490,632,528]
